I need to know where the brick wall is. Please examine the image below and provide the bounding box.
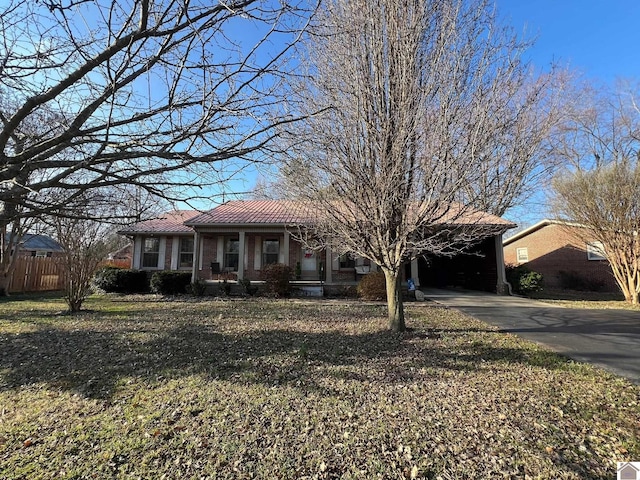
[199,235,217,280]
[504,224,617,292]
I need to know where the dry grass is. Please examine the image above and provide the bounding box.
[529,289,640,311]
[0,294,638,479]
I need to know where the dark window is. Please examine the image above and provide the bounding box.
[179,237,194,268]
[339,254,355,269]
[263,239,279,265]
[225,238,239,270]
[142,237,160,268]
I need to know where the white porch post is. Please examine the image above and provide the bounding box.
[410,259,420,286]
[325,244,332,283]
[170,237,179,270]
[495,235,510,295]
[133,237,142,269]
[283,231,290,266]
[237,231,245,280]
[191,231,200,282]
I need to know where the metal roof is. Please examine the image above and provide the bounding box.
[118,211,198,235]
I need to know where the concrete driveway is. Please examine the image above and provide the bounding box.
[421,288,640,384]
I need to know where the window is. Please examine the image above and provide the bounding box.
[587,241,606,261]
[225,238,239,271]
[339,254,356,269]
[263,239,279,265]
[179,237,194,268]
[516,247,529,263]
[31,251,52,258]
[142,237,160,268]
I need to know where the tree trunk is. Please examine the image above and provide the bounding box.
[383,269,405,332]
[629,274,639,305]
[622,273,639,305]
[0,274,9,296]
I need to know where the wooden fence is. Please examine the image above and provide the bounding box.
[8,257,66,294]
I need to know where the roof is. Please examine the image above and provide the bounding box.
[436,204,516,228]
[503,219,583,246]
[4,234,63,251]
[121,201,515,234]
[185,200,315,226]
[20,234,63,251]
[118,210,198,235]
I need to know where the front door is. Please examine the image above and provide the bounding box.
[301,249,317,279]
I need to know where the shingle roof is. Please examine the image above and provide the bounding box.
[118,210,198,234]
[185,200,314,226]
[502,219,583,246]
[12,234,63,251]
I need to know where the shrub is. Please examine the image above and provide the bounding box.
[357,271,387,300]
[505,264,543,294]
[260,263,292,297]
[93,266,149,293]
[239,278,258,296]
[218,279,232,296]
[150,271,192,295]
[188,279,208,296]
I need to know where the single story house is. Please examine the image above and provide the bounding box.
[119,200,515,293]
[503,219,618,292]
[5,234,64,258]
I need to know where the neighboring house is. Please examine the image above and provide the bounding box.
[119,200,515,293]
[503,219,618,292]
[5,234,64,258]
[106,243,133,268]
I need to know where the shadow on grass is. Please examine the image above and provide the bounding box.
[0,319,576,400]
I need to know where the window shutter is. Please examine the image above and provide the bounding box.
[254,236,261,270]
[331,250,340,271]
[217,237,224,264]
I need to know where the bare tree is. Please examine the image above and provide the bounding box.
[50,216,119,312]
[280,0,565,331]
[0,0,311,294]
[552,84,640,304]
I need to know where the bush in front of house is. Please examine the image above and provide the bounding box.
[93,266,149,293]
[260,263,292,297]
[505,264,543,295]
[357,271,387,300]
[188,279,208,297]
[150,271,192,295]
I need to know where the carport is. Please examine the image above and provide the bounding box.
[416,236,502,293]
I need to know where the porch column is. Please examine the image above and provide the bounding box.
[495,235,510,295]
[191,231,201,282]
[170,237,179,270]
[410,258,420,286]
[325,244,332,283]
[237,230,245,280]
[133,236,142,269]
[283,231,290,266]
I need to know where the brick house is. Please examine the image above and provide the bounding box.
[503,219,618,292]
[119,200,515,293]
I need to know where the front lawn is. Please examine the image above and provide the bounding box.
[1,296,638,479]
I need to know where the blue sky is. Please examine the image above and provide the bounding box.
[497,0,640,84]
[495,1,640,226]
[205,1,640,221]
